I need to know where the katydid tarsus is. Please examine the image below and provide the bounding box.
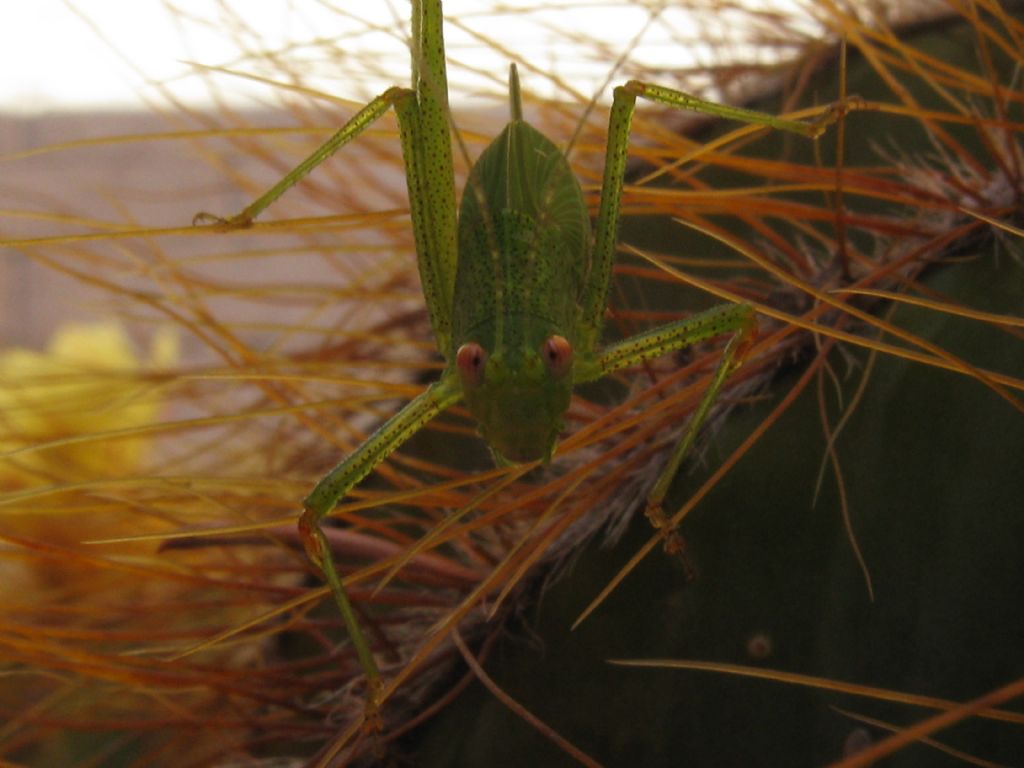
[196,0,836,731]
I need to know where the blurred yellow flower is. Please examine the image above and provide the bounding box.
[0,320,178,488]
[1,320,180,596]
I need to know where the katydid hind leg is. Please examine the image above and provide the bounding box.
[581,74,830,353]
[407,0,458,357]
[581,72,828,557]
[192,87,408,228]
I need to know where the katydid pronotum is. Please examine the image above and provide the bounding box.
[196,0,836,731]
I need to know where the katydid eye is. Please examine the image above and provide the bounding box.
[541,335,572,378]
[456,342,486,386]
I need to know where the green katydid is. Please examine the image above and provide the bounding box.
[196,0,835,729]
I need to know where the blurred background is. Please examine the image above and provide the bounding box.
[2,2,1022,766]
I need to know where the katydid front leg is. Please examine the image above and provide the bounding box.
[576,303,757,560]
[299,374,462,726]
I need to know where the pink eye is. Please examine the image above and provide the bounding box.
[542,335,572,378]
[456,342,486,386]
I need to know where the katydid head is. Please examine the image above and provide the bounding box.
[456,334,574,464]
